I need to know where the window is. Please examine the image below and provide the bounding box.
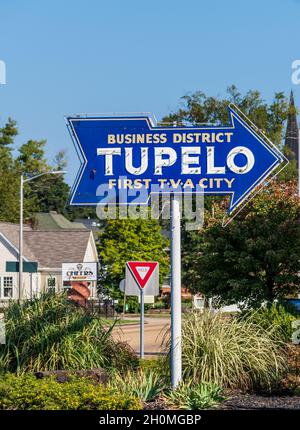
[0,276,14,299]
[63,281,71,293]
[3,276,13,298]
[46,277,56,294]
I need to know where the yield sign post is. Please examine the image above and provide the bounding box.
[126,261,159,359]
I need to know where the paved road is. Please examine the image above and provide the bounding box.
[112,316,170,357]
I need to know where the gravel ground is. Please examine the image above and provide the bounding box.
[144,392,300,410]
[218,391,300,410]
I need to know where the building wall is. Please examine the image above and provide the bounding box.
[0,237,38,302]
[83,232,98,262]
[0,233,99,305]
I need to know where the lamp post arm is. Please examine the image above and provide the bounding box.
[23,170,67,183]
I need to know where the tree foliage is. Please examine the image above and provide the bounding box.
[162,85,295,182]
[165,86,299,307]
[98,216,170,298]
[163,85,288,145]
[183,182,300,308]
[0,115,69,222]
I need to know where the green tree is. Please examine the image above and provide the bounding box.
[166,86,297,286]
[0,117,20,222]
[183,182,300,308]
[162,85,289,145]
[0,117,18,147]
[17,139,48,175]
[0,114,70,222]
[98,217,169,302]
[17,141,70,215]
[31,151,70,214]
[65,206,97,222]
[162,85,295,183]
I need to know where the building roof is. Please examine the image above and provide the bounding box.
[0,222,36,261]
[23,230,92,268]
[34,212,87,230]
[0,222,94,268]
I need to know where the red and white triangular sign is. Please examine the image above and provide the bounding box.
[127,261,158,289]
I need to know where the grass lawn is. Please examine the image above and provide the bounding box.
[101,318,139,326]
[145,313,171,318]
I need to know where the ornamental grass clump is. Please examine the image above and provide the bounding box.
[0,293,138,373]
[108,369,166,402]
[165,381,224,410]
[178,310,288,391]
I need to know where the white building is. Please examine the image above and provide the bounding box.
[0,220,98,305]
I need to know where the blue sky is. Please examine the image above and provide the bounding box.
[0,0,300,184]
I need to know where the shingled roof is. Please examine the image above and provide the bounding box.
[0,222,36,261]
[0,222,94,268]
[23,230,92,268]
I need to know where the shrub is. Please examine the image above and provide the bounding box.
[176,310,288,391]
[0,293,138,372]
[114,295,139,314]
[153,301,167,310]
[0,373,141,410]
[240,304,296,342]
[139,358,169,377]
[165,381,224,410]
[108,369,165,402]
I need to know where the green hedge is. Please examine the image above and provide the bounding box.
[240,304,296,342]
[0,373,141,410]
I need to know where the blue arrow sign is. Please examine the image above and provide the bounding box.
[66,106,286,214]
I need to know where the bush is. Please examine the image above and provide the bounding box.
[176,310,288,391]
[165,381,224,410]
[0,373,141,410]
[108,369,165,402]
[114,295,139,314]
[240,304,296,342]
[0,293,138,372]
[153,300,169,310]
[139,358,169,376]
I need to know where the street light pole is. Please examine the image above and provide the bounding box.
[18,174,23,304]
[18,170,67,304]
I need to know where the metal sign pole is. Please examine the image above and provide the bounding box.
[140,288,144,359]
[171,194,182,388]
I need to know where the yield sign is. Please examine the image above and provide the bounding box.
[127,261,158,289]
